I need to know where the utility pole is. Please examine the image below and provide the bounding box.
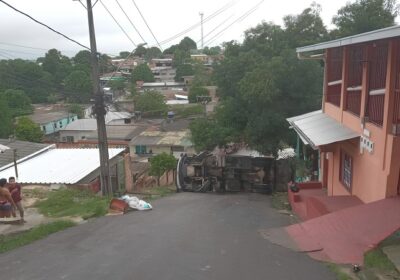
[13,149,18,180]
[199,12,204,49]
[86,0,112,196]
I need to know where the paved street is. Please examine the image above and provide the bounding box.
[0,193,334,280]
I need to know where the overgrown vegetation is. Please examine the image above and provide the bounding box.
[169,104,203,118]
[36,188,109,220]
[190,1,398,155]
[0,220,75,253]
[326,264,352,280]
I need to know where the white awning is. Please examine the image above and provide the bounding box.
[287,110,359,149]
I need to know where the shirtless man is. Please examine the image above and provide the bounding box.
[8,177,24,222]
[0,178,17,218]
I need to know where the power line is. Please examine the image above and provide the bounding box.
[0,48,45,57]
[0,0,91,51]
[159,0,236,46]
[115,0,146,44]
[203,0,264,46]
[130,0,162,51]
[99,0,137,47]
[196,14,234,44]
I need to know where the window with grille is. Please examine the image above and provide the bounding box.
[340,151,352,190]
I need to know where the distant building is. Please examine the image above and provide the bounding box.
[149,58,173,68]
[151,67,176,82]
[190,54,213,65]
[111,57,144,74]
[29,104,78,136]
[59,112,139,144]
[129,119,194,158]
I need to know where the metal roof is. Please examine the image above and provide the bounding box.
[129,130,192,147]
[287,111,359,149]
[0,148,124,184]
[0,139,53,169]
[63,119,97,131]
[297,25,400,53]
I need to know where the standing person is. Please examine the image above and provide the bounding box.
[0,178,17,218]
[8,176,24,222]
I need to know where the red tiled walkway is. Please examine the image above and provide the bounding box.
[286,196,400,264]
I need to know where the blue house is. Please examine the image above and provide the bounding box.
[30,105,78,135]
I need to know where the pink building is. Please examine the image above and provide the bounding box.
[288,26,400,203]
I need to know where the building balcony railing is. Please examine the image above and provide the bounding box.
[367,90,385,127]
[345,89,361,116]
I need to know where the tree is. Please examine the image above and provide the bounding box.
[109,80,125,91]
[41,49,72,86]
[0,59,55,103]
[119,51,131,58]
[145,47,162,61]
[178,37,197,52]
[173,49,191,67]
[209,5,326,155]
[332,0,398,37]
[283,3,328,47]
[132,64,155,83]
[64,70,91,103]
[203,46,222,55]
[163,44,178,55]
[0,99,13,138]
[67,103,84,118]
[149,153,176,186]
[135,90,167,114]
[175,64,194,81]
[73,50,91,74]
[15,117,43,143]
[134,45,147,57]
[192,63,211,87]
[188,87,209,103]
[189,118,233,151]
[0,89,32,117]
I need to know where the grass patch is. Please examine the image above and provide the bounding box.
[0,220,75,253]
[142,185,176,200]
[364,247,397,271]
[271,191,291,211]
[36,188,109,219]
[168,104,204,118]
[326,264,353,280]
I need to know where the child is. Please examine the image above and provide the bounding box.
[8,177,24,222]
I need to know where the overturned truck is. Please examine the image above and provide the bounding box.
[176,151,277,194]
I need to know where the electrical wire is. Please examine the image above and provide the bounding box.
[159,0,237,47]
[203,0,264,46]
[115,0,146,44]
[130,0,162,51]
[99,0,137,47]
[196,14,234,44]
[0,0,91,51]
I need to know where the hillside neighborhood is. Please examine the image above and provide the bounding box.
[1,0,400,279]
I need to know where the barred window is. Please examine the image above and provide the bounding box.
[340,151,352,190]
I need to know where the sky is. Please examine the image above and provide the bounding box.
[0,0,378,59]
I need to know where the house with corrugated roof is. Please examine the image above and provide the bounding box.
[0,146,125,190]
[129,119,194,158]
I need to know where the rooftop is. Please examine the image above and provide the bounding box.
[0,139,53,169]
[0,148,124,184]
[130,130,192,147]
[29,104,76,124]
[297,25,400,53]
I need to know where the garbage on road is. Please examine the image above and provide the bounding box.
[121,195,152,211]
